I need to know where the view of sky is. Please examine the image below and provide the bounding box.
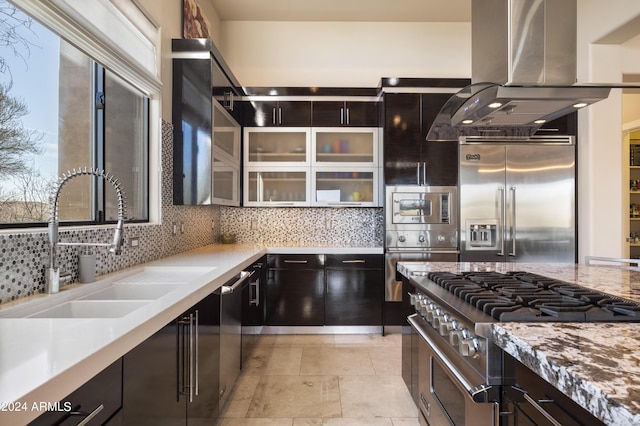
[0,1,60,191]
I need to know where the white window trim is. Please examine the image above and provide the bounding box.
[9,0,161,96]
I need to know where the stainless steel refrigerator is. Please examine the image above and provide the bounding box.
[459,136,576,263]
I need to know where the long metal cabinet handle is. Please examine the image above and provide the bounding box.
[346,107,350,125]
[272,107,276,125]
[522,393,563,426]
[342,259,366,263]
[509,187,516,257]
[75,404,105,426]
[278,107,282,125]
[250,278,260,306]
[284,259,308,264]
[423,162,427,186]
[340,107,344,125]
[195,310,199,396]
[408,314,493,403]
[189,313,195,402]
[416,162,421,185]
[497,187,505,256]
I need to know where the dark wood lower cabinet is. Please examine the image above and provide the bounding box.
[122,292,220,425]
[266,253,384,327]
[266,254,326,326]
[28,359,123,426]
[325,254,383,325]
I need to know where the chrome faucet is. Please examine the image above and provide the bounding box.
[46,167,127,294]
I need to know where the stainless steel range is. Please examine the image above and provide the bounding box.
[402,268,640,426]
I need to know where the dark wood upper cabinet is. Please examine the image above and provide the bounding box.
[383,92,457,186]
[312,101,378,127]
[243,100,311,127]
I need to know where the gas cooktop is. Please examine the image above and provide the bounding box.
[426,271,640,322]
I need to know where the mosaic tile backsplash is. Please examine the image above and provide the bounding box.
[0,121,383,305]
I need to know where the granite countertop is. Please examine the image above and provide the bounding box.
[398,261,640,426]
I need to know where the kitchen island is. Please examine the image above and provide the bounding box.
[398,261,640,426]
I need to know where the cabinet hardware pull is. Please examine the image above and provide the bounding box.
[250,279,260,306]
[278,107,282,125]
[416,162,420,185]
[74,404,104,426]
[422,162,426,186]
[522,393,562,426]
[284,260,308,264]
[221,270,255,295]
[272,107,276,125]
[342,259,365,263]
[340,107,344,125]
[346,107,350,125]
[189,313,194,403]
[508,187,516,257]
[195,310,199,397]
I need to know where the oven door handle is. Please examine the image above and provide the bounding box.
[408,314,493,404]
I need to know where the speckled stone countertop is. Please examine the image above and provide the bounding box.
[398,262,640,426]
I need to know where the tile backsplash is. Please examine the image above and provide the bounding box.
[0,121,384,305]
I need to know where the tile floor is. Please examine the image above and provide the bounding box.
[217,334,420,425]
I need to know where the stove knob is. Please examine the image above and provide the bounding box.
[437,235,446,242]
[418,235,426,243]
[419,302,430,317]
[450,328,471,347]
[398,235,406,242]
[459,337,481,358]
[439,318,458,337]
[427,307,441,324]
[430,309,445,328]
[434,313,450,331]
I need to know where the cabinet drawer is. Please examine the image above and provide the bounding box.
[325,254,382,269]
[267,254,325,269]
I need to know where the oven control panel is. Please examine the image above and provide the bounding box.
[410,292,482,358]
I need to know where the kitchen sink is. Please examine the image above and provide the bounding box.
[22,300,149,319]
[80,284,180,300]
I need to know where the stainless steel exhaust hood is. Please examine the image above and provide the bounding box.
[427,0,611,140]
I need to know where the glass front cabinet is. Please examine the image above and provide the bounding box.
[243,126,379,207]
[212,102,241,205]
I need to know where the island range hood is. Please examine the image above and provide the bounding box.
[427,0,611,140]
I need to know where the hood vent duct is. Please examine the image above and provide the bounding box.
[427,0,611,141]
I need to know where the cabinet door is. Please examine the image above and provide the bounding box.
[313,128,378,166]
[244,101,311,126]
[383,93,421,185]
[212,102,241,206]
[244,168,310,206]
[313,101,378,127]
[312,168,378,207]
[244,128,310,166]
[266,255,325,326]
[28,359,123,426]
[312,101,344,126]
[325,255,383,326]
[172,58,213,205]
[122,321,185,424]
[423,141,458,186]
[345,101,378,126]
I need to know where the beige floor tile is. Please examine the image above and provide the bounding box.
[243,346,303,375]
[293,418,393,425]
[334,334,401,347]
[339,375,419,418]
[390,418,421,426]
[300,347,375,376]
[219,374,261,418]
[216,419,294,426]
[369,345,402,376]
[248,375,342,418]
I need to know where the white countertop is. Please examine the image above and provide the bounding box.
[0,243,382,424]
[398,261,640,426]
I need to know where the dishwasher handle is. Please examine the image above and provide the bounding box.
[220,270,255,295]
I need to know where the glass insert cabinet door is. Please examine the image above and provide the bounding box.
[244,128,311,166]
[213,102,240,162]
[312,128,378,165]
[244,169,310,206]
[312,168,378,206]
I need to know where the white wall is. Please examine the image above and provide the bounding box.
[218,21,471,87]
[577,2,640,261]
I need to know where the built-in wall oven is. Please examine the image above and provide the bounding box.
[385,185,458,302]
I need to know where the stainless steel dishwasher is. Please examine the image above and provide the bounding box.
[218,270,254,407]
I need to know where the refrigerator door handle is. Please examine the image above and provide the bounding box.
[509,187,517,257]
[497,187,505,256]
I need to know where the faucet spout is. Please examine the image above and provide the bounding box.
[46,167,127,293]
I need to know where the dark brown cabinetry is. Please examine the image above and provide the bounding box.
[383,92,458,186]
[325,254,383,325]
[122,292,221,425]
[266,254,325,325]
[265,253,384,327]
[242,257,267,366]
[243,101,312,127]
[28,359,123,426]
[312,101,378,127]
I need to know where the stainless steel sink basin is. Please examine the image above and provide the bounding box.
[80,284,180,300]
[25,300,148,318]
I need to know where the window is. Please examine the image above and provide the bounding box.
[0,0,149,226]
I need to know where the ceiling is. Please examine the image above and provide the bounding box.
[208,0,471,23]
